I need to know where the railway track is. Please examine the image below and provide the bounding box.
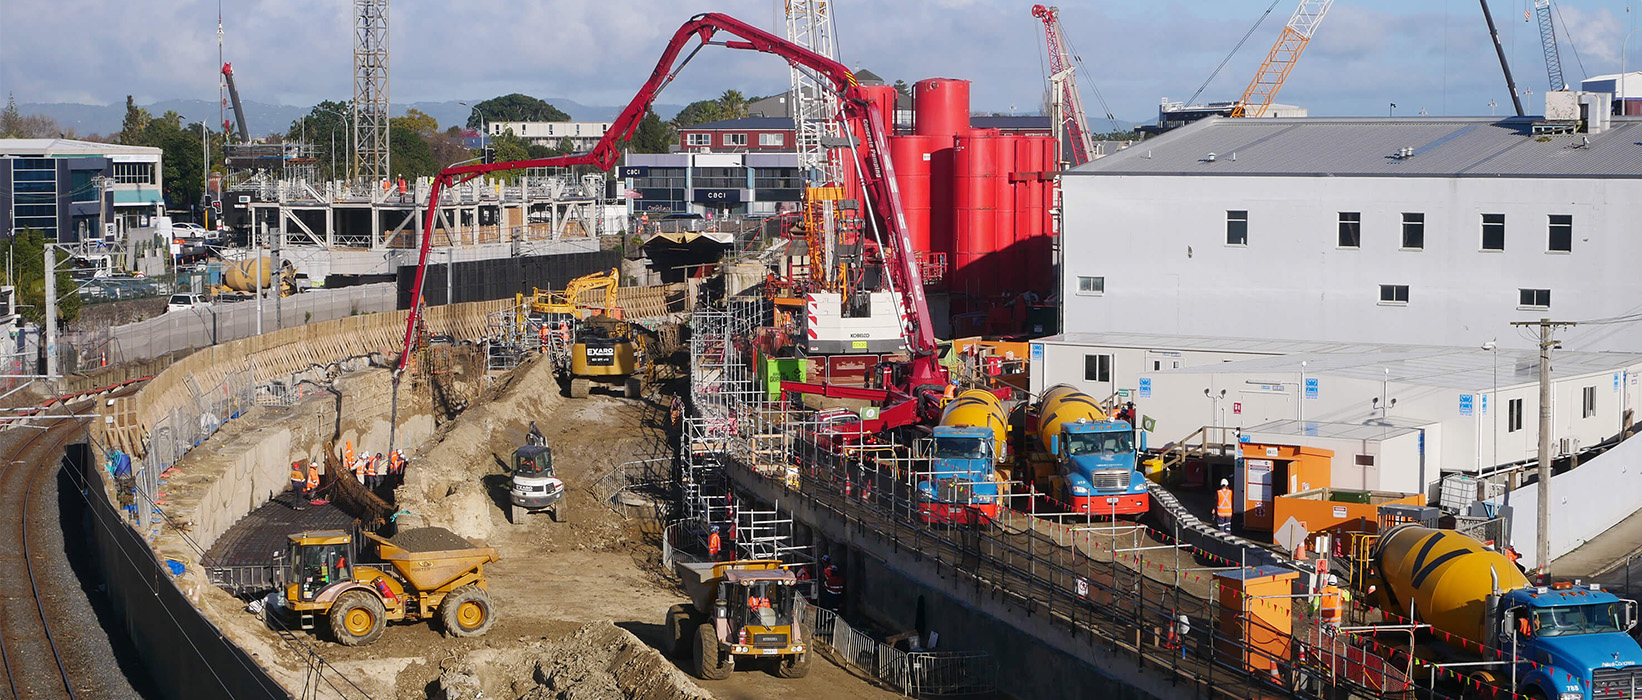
[0,410,91,700]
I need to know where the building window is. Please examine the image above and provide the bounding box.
[1401,212,1424,250]
[1076,276,1105,295]
[1338,212,1361,248]
[1548,214,1572,253]
[1519,288,1551,309]
[1084,354,1111,383]
[1378,284,1409,305]
[685,133,711,146]
[1226,210,1248,246]
[1583,385,1597,418]
[759,133,785,147]
[1508,397,1524,433]
[725,133,749,146]
[1481,213,1506,251]
[112,162,155,185]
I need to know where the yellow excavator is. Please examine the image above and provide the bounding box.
[532,268,620,318]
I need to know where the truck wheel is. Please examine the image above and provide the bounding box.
[665,604,692,657]
[695,622,732,680]
[329,590,386,646]
[625,376,643,399]
[773,649,811,678]
[440,585,496,638]
[570,378,591,398]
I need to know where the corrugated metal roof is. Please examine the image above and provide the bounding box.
[0,138,162,157]
[1068,116,1642,178]
[682,117,794,131]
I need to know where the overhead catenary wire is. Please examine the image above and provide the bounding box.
[1186,0,1284,108]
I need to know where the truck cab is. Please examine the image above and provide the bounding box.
[509,443,567,523]
[1496,583,1642,699]
[1052,420,1148,516]
[920,425,1001,524]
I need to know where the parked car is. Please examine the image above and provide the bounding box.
[166,293,209,313]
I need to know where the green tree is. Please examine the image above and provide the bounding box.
[391,107,438,136]
[893,80,911,99]
[118,95,152,145]
[625,108,674,154]
[287,101,351,181]
[1,228,80,325]
[717,90,749,119]
[671,99,724,128]
[466,94,570,129]
[483,129,531,182]
[389,123,438,179]
[0,94,22,137]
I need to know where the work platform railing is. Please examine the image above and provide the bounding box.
[678,287,1527,700]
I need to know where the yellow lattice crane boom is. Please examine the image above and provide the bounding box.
[1229,0,1333,119]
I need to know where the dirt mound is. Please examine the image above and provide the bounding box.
[430,622,710,700]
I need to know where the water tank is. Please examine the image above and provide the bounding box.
[953,129,997,294]
[889,135,934,255]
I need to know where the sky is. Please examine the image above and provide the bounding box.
[2,0,1641,125]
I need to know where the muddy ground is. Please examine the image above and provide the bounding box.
[200,355,900,700]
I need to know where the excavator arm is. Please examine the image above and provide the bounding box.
[398,12,944,394]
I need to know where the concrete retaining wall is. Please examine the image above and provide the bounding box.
[72,444,288,700]
[1492,434,1642,570]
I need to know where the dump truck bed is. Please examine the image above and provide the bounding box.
[364,528,500,591]
[674,559,786,612]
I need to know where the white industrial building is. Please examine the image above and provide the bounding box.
[488,121,613,151]
[1057,112,1642,354]
[1029,333,1642,499]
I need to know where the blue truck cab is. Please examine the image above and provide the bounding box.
[1499,583,1642,699]
[921,425,1002,524]
[1050,421,1148,516]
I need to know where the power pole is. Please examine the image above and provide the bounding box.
[43,244,57,390]
[1512,317,1576,581]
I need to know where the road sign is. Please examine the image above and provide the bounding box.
[1275,517,1309,555]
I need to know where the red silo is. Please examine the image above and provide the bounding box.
[953,129,998,295]
[992,134,1019,293]
[889,134,934,256]
[858,84,899,135]
[1014,136,1047,288]
[913,79,971,141]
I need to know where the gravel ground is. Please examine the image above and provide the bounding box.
[389,526,478,553]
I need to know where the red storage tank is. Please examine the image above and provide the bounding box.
[953,129,998,295]
[992,135,1019,293]
[1014,136,1047,289]
[914,79,971,141]
[889,135,934,256]
[858,84,899,134]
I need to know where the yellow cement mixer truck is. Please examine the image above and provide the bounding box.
[919,389,1008,525]
[1364,525,1642,698]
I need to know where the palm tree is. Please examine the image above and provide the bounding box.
[718,90,749,119]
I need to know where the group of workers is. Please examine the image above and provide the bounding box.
[286,440,411,506]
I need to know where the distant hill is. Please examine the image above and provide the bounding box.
[19,99,687,140]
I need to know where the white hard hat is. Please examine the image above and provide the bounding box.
[1220,479,1229,487]
[1328,574,1339,585]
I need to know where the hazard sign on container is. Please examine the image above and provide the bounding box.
[1232,402,1242,415]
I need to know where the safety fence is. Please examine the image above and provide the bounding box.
[136,365,256,533]
[593,458,674,520]
[677,395,1520,700]
[797,598,997,698]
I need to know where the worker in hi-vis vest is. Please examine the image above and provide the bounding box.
[1215,479,1234,533]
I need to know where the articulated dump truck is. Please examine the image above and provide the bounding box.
[278,528,500,646]
[665,559,809,680]
[1365,525,1642,698]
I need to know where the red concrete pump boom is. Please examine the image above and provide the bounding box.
[396,12,944,393]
